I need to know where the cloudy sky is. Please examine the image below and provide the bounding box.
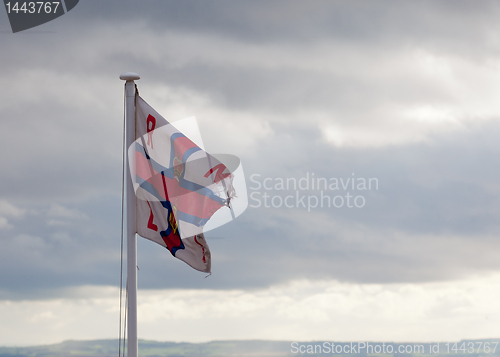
[2,0,500,347]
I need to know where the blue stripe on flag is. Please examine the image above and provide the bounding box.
[136,176,210,227]
[135,142,226,205]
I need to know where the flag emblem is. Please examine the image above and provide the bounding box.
[129,95,234,273]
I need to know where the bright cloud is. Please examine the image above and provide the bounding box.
[2,275,500,346]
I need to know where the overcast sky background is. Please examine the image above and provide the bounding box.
[2,0,500,347]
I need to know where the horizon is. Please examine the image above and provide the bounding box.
[3,337,500,348]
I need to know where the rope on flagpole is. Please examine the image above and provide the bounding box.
[122,282,128,357]
[118,83,126,357]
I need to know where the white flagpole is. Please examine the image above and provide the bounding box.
[120,72,140,357]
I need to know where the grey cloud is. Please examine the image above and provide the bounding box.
[1,0,500,299]
[3,119,500,299]
[60,1,500,50]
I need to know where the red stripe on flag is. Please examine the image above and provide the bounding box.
[174,136,198,160]
[135,151,223,219]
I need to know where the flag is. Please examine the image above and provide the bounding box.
[128,94,234,273]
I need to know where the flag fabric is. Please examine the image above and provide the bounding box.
[128,93,234,273]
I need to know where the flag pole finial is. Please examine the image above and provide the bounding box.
[120,72,140,81]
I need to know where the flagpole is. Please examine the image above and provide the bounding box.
[120,72,140,357]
